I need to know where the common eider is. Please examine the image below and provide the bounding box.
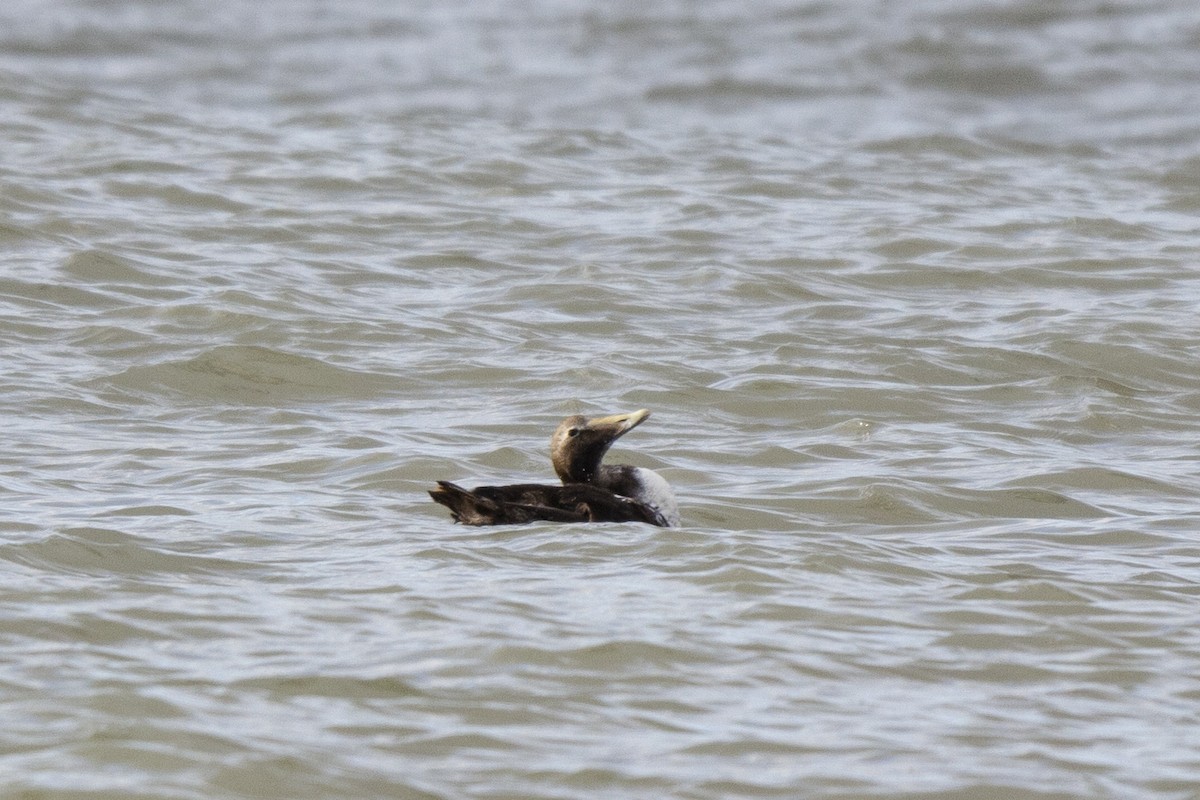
[429,409,680,527]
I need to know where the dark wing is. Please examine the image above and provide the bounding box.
[429,482,590,525]
[429,481,667,526]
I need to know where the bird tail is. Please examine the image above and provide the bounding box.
[429,481,490,524]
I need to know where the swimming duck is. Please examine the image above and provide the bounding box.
[430,409,679,527]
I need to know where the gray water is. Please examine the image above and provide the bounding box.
[3,1,1200,798]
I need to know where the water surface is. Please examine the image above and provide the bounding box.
[2,1,1200,798]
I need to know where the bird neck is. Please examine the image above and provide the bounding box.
[557,460,600,484]
[554,446,611,484]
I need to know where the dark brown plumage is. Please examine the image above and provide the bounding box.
[429,481,666,526]
[429,409,678,527]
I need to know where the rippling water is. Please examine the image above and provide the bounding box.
[3,1,1200,798]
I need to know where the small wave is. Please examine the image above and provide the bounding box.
[0,526,253,577]
[645,77,824,103]
[232,673,421,700]
[97,344,395,405]
[1005,466,1185,496]
[61,249,177,287]
[949,487,1107,520]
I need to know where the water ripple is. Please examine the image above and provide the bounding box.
[3,0,1200,797]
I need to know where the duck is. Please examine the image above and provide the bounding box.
[430,408,679,527]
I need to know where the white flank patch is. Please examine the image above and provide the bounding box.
[633,467,681,527]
